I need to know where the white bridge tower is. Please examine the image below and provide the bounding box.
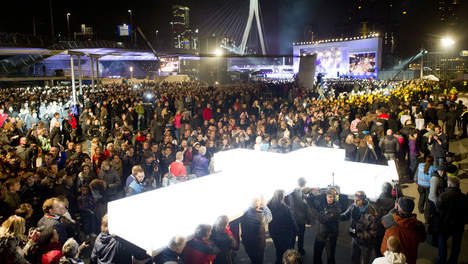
[240,0,266,55]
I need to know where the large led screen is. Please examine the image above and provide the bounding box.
[159,57,179,73]
[293,37,382,79]
[349,52,376,74]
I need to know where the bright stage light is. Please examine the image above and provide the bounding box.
[441,37,455,48]
[214,49,223,56]
[108,147,398,255]
[145,93,152,99]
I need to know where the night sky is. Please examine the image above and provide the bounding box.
[1,0,467,59]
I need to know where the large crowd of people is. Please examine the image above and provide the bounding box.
[0,79,467,264]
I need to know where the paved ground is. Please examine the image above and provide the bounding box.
[236,137,468,264]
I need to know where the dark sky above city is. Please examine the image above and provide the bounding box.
[1,0,467,59]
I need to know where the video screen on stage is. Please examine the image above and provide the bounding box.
[349,52,376,74]
[159,57,179,73]
[293,37,381,79]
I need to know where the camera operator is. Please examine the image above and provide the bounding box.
[308,188,341,264]
[340,191,381,264]
[15,136,37,169]
[141,152,159,188]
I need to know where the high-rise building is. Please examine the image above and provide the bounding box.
[438,0,459,26]
[171,3,197,50]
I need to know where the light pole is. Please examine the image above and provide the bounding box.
[441,37,455,83]
[155,29,159,48]
[66,13,71,40]
[214,48,223,84]
[130,66,134,79]
[128,10,133,46]
[49,0,55,38]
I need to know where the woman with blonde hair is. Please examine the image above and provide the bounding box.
[0,215,29,264]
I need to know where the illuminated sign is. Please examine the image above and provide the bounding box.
[460,50,468,57]
[118,24,130,37]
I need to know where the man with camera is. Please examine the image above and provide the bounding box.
[308,188,341,264]
[341,191,381,264]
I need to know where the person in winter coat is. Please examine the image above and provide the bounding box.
[90,214,149,264]
[183,224,218,264]
[372,236,406,264]
[341,191,381,264]
[308,188,342,264]
[37,198,69,245]
[379,129,400,161]
[381,197,426,264]
[210,215,237,264]
[429,125,448,174]
[427,168,444,246]
[287,178,309,255]
[202,104,213,121]
[58,238,87,264]
[375,183,395,217]
[0,215,28,264]
[191,146,210,177]
[153,236,186,264]
[240,197,273,264]
[268,190,297,264]
[98,161,121,200]
[436,176,468,264]
[415,156,435,216]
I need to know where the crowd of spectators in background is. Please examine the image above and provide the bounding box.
[0,79,467,264]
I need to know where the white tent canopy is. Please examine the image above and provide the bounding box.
[422,74,440,81]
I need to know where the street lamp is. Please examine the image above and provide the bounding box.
[440,37,455,84]
[129,66,134,79]
[128,9,133,46]
[441,37,455,48]
[66,13,71,40]
[214,48,223,56]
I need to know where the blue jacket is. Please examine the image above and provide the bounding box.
[126,179,144,196]
[416,163,435,187]
[191,154,209,177]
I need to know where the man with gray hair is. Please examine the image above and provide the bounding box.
[436,176,468,264]
[154,236,186,264]
[59,238,87,264]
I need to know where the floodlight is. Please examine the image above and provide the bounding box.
[441,37,455,48]
[214,49,223,56]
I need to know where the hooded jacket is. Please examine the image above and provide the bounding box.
[372,251,407,264]
[90,232,147,264]
[381,212,426,264]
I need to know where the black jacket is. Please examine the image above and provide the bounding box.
[210,230,237,264]
[90,232,148,264]
[240,207,267,250]
[310,195,341,240]
[430,133,448,158]
[154,247,183,264]
[436,187,468,235]
[267,202,297,242]
[37,215,68,245]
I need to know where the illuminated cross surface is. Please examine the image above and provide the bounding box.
[107,147,397,255]
[240,0,266,55]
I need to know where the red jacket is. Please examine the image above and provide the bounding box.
[202,108,212,121]
[68,114,77,129]
[381,213,426,264]
[183,238,217,264]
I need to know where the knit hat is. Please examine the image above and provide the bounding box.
[398,197,414,213]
